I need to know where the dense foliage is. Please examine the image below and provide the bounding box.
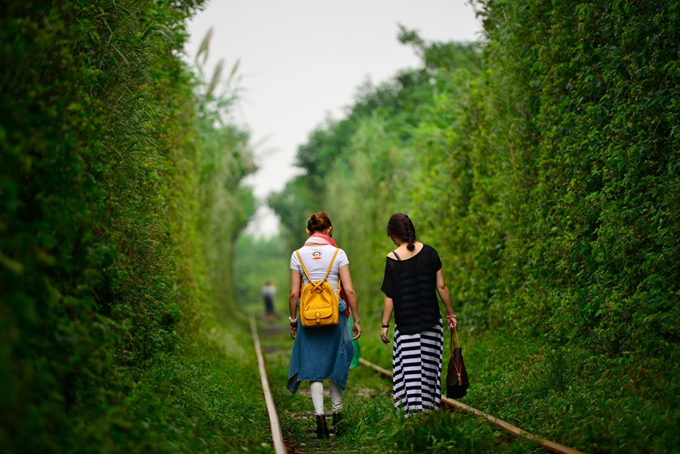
[1,1,267,452]
[3,0,679,451]
[269,3,680,451]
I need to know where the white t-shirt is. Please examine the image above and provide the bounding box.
[290,245,349,293]
[261,284,275,298]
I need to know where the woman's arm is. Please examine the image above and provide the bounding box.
[338,265,361,340]
[436,269,457,330]
[289,269,301,338]
[380,296,394,343]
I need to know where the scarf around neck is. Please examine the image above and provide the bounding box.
[304,233,335,246]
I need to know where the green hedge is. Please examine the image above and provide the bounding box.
[492,0,680,355]
[269,3,680,450]
[271,0,680,367]
[0,1,266,452]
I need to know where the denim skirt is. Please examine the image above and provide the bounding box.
[287,299,354,393]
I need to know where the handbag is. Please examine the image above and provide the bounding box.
[446,328,469,399]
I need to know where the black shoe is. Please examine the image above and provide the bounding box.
[316,414,329,439]
[332,412,344,437]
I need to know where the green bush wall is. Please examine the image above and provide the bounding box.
[0,1,266,452]
[271,0,680,365]
[269,4,680,449]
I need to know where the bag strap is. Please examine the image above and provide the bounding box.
[449,327,461,354]
[296,250,312,283]
[324,248,340,281]
[327,248,342,298]
[335,252,343,298]
[296,248,340,284]
[449,328,463,381]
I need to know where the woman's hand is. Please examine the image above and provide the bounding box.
[380,327,391,344]
[446,315,457,331]
[352,320,361,340]
[289,317,298,339]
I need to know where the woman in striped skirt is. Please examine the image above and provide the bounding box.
[380,213,457,417]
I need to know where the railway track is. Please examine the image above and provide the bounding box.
[250,315,287,454]
[251,315,339,454]
[250,315,584,454]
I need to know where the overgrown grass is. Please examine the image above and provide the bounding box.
[461,329,680,452]
[351,317,680,453]
[254,307,542,453]
[246,274,678,453]
[0,1,262,451]
[68,318,274,453]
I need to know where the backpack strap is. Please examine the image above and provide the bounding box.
[296,250,312,283]
[326,248,341,297]
[323,248,340,281]
[297,248,341,294]
[297,248,340,282]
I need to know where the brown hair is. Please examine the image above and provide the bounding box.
[387,213,417,251]
[307,211,333,235]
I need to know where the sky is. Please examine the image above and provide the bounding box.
[184,1,483,237]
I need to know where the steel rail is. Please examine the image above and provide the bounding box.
[358,357,584,454]
[250,315,287,454]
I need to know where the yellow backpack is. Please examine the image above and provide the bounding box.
[296,248,341,328]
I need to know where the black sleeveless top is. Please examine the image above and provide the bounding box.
[380,244,443,334]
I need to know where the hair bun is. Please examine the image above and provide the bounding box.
[307,212,332,234]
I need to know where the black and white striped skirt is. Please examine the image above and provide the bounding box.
[392,321,444,417]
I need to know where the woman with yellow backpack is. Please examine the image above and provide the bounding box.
[287,212,361,439]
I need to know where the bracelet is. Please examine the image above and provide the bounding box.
[290,322,298,328]
[446,314,457,319]
[288,316,298,323]
[381,324,389,329]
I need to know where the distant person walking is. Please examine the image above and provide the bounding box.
[261,281,276,321]
[287,212,361,438]
[380,213,457,417]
